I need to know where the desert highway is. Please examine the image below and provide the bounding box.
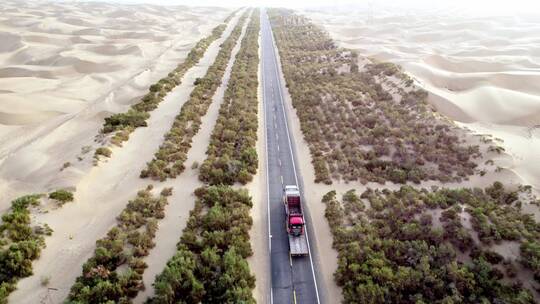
[260,9,323,304]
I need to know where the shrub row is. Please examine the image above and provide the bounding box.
[145,12,260,302]
[322,184,539,303]
[148,185,255,303]
[198,10,260,185]
[67,186,172,303]
[0,195,50,303]
[140,12,249,181]
[268,9,482,184]
[98,13,237,150]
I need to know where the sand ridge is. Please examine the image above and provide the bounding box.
[0,0,230,210]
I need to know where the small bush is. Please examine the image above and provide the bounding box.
[61,162,71,171]
[160,187,173,197]
[49,189,74,203]
[94,147,112,158]
[81,146,92,154]
[103,110,149,134]
[40,276,50,286]
[198,17,261,186]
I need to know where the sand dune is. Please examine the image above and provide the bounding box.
[7,9,242,302]
[0,0,231,209]
[0,32,23,52]
[303,6,540,192]
[0,67,56,79]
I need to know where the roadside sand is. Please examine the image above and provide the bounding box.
[133,11,250,302]
[8,10,238,303]
[246,29,271,304]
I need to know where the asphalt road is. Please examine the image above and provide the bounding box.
[260,10,323,304]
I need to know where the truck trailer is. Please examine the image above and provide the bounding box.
[283,185,309,256]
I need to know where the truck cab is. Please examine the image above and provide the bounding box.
[289,216,304,236]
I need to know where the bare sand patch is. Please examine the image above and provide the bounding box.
[247,30,271,304]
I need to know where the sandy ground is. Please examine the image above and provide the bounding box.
[302,6,540,195]
[8,9,239,303]
[246,30,271,304]
[0,0,230,211]
[133,11,250,303]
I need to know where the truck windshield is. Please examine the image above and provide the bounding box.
[291,224,303,236]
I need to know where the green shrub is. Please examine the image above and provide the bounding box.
[520,240,540,279]
[149,185,256,303]
[0,194,46,302]
[40,276,50,286]
[102,110,149,133]
[68,187,170,302]
[199,15,261,186]
[49,189,74,203]
[94,147,112,158]
[320,182,538,303]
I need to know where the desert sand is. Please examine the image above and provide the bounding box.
[247,31,271,304]
[0,0,230,212]
[5,2,235,302]
[303,6,540,195]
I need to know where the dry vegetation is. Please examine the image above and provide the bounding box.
[323,183,540,303]
[140,12,249,181]
[268,9,484,185]
[67,186,172,303]
[198,10,260,185]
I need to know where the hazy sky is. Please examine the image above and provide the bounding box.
[65,0,540,15]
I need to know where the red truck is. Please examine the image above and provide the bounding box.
[283,185,309,256]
